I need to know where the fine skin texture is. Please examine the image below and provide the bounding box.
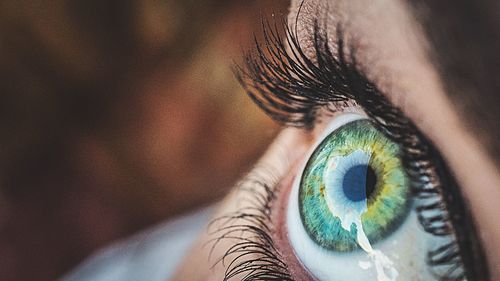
[174,0,500,280]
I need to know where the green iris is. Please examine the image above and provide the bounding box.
[299,119,411,252]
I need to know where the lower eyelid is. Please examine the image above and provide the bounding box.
[205,128,311,281]
[271,164,315,281]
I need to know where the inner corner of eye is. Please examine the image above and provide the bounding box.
[280,115,463,281]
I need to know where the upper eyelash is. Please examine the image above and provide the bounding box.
[236,20,355,129]
[214,16,488,281]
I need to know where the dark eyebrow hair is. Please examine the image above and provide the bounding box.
[408,0,500,166]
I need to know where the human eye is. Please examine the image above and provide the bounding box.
[208,18,489,281]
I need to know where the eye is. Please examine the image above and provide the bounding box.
[224,17,488,281]
[286,113,458,280]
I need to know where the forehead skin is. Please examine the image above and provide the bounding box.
[289,0,500,278]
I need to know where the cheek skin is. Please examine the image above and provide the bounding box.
[271,164,315,281]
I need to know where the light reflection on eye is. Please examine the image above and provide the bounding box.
[286,113,457,281]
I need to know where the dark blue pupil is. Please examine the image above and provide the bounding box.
[342,164,377,202]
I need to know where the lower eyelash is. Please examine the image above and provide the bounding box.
[207,168,294,281]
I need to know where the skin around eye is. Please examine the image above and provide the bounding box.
[284,113,461,281]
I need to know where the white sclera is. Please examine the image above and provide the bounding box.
[286,113,451,281]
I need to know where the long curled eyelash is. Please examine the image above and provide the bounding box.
[214,15,488,281]
[207,167,293,281]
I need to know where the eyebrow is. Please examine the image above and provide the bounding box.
[408,0,500,166]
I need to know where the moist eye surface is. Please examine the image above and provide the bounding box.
[299,119,412,252]
[287,115,465,281]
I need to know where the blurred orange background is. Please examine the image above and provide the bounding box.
[0,0,287,280]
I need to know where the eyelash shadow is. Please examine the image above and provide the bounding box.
[210,15,489,281]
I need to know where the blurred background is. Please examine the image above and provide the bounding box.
[0,0,288,280]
